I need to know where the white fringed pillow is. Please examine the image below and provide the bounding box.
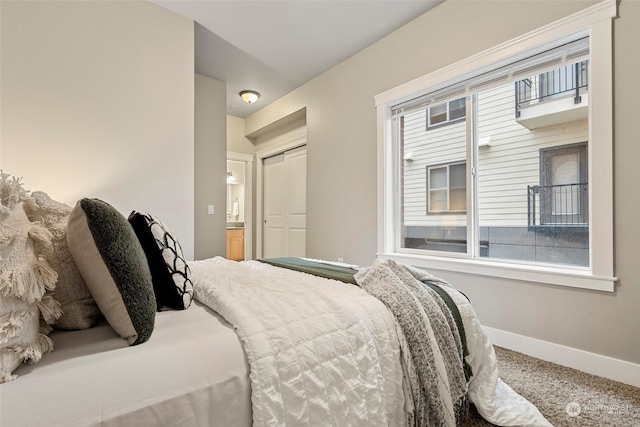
[0,173,61,383]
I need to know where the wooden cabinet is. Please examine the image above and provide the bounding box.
[226,229,244,261]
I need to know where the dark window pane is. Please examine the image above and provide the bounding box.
[449,163,466,188]
[449,98,466,121]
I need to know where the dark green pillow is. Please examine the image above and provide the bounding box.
[66,198,156,345]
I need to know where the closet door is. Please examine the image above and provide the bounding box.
[263,146,307,258]
[263,153,285,258]
[286,147,307,257]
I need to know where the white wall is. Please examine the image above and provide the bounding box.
[245,0,640,365]
[0,0,195,258]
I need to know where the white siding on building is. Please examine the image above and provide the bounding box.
[402,108,466,227]
[402,82,588,227]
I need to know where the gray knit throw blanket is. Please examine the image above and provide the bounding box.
[355,259,468,427]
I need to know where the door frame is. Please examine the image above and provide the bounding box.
[256,135,307,259]
[227,151,254,261]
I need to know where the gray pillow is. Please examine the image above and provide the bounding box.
[23,191,101,330]
[66,198,156,345]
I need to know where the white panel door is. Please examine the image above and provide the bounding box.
[286,147,307,257]
[263,153,285,258]
[262,146,307,258]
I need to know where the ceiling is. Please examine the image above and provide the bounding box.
[154,1,444,118]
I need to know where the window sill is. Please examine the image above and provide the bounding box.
[379,252,616,292]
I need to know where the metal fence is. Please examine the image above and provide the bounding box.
[515,60,589,118]
[528,183,589,229]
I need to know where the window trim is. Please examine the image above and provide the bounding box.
[375,0,617,292]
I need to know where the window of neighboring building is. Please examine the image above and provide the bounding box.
[427,162,466,214]
[427,97,466,129]
[375,0,616,291]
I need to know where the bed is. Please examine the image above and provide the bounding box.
[0,176,551,426]
[1,255,551,427]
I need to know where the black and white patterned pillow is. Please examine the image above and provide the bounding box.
[128,211,193,310]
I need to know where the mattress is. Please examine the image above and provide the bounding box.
[0,302,251,427]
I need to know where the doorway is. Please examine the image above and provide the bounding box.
[226,152,253,261]
[539,142,588,226]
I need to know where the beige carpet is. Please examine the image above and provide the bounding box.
[462,346,640,426]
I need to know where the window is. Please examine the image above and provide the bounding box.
[427,162,466,214]
[375,0,616,291]
[402,59,590,266]
[427,98,466,129]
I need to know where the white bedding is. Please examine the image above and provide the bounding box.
[0,303,251,427]
[190,257,406,427]
[191,257,552,427]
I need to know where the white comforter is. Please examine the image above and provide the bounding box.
[190,257,552,427]
[190,257,406,427]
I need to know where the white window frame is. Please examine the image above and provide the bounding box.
[375,0,617,292]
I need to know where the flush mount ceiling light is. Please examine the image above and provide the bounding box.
[239,90,260,104]
[227,171,236,184]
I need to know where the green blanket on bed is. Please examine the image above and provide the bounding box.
[257,257,358,285]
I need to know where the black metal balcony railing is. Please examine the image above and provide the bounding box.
[515,60,589,118]
[528,183,589,230]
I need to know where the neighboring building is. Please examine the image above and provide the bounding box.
[402,60,589,266]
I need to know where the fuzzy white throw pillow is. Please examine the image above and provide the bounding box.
[0,172,61,383]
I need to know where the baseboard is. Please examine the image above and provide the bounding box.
[483,326,640,388]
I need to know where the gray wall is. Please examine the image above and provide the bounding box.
[245,0,640,364]
[195,74,227,260]
[0,0,195,258]
[227,116,255,155]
